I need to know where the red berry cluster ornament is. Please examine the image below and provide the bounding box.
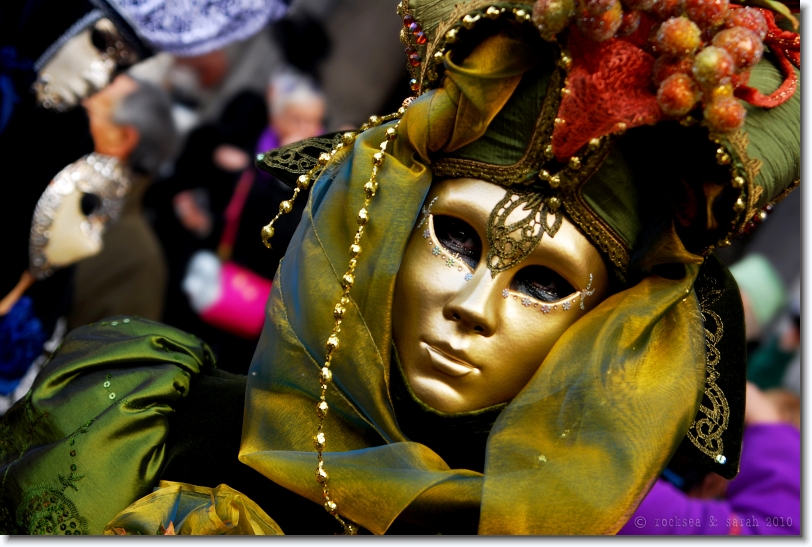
[532,0,776,133]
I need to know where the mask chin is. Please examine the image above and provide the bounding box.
[29,154,130,279]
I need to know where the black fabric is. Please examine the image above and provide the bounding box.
[670,253,747,481]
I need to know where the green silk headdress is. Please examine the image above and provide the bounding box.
[244,0,799,535]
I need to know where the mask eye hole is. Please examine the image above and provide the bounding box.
[80,192,101,217]
[432,215,481,269]
[511,265,575,303]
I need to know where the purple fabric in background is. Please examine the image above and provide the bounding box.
[256,127,280,157]
[618,424,800,535]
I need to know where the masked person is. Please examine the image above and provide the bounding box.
[65,73,178,329]
[0,0,800,536]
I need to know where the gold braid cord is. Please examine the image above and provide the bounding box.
[262,110,404,534]
[687,273,730,464]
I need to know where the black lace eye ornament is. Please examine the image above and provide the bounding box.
[433,215,482,270]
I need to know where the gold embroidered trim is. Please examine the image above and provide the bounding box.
[261,134,344,176]
[687,272,729,462]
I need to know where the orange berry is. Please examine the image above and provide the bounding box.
[704,96,746,132]
[656,17,702,56]
[712,26,764,71]
[685,0,730,28]
[692,45,735,89]
[577,0,624,41]
[725,7,768,40]
[657,73,701,116]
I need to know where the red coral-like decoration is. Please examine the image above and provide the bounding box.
[552,25,662,161]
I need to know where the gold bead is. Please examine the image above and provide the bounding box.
[716,148,731,165]
[538,169,550,182]
[342,132,355,145]
[316,400,329,418]
[568,156,581,170]
[368,115,381,126]
[261,224,274,248]
[758,210,768,221]
[364,180,378,198]
[616,122,627,133]
[547,196,562,211]
[324,501,337,513]
[297,174,310,190]
[350,244,362,257]
[313,432,326,451]
[560,87,570,98]
[340,296,350,306]
[321,366,333,383]
[719,238,732,247]
[372,152,384,166]
[342,274,355,289]
[316,467,329,483]
[558,53,572,71]
[588,137,601,151]
[434,50,444,60]
[335,143,344,152]
[445,28,458,43]
[386,127,397,139]
[398,106,407,116]
[732,176,745,188]
[554,117,564,127]
[379,141,388,151]
[462,14,480,28]
[514,8,527,19]
[357,208,369,225]
[333,304,346,319]
[544,144,554,160]
[318,153,331,166]
[486,6,501,18]
[549,173,561,188]
[733,198,746,213]
[279,200,293,214]
[326,335,340,352]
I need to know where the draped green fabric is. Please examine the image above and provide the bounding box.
[0,318,215,534]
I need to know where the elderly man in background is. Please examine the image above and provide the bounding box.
[67,73,178,328]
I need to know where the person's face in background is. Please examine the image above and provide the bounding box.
[271,98,326,146]
[82,73,140,160]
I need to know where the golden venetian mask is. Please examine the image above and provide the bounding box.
[393,177,610,413]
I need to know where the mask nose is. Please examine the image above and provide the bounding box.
[443,268,501,336]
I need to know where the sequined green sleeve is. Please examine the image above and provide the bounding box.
[0,317,215,535]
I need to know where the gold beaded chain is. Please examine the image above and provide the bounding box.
[316,120,400,535]
[260,109,405,535]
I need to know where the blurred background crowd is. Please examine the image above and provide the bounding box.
[0,0,801,536]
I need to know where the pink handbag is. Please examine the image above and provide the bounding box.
[196,169,272,339]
